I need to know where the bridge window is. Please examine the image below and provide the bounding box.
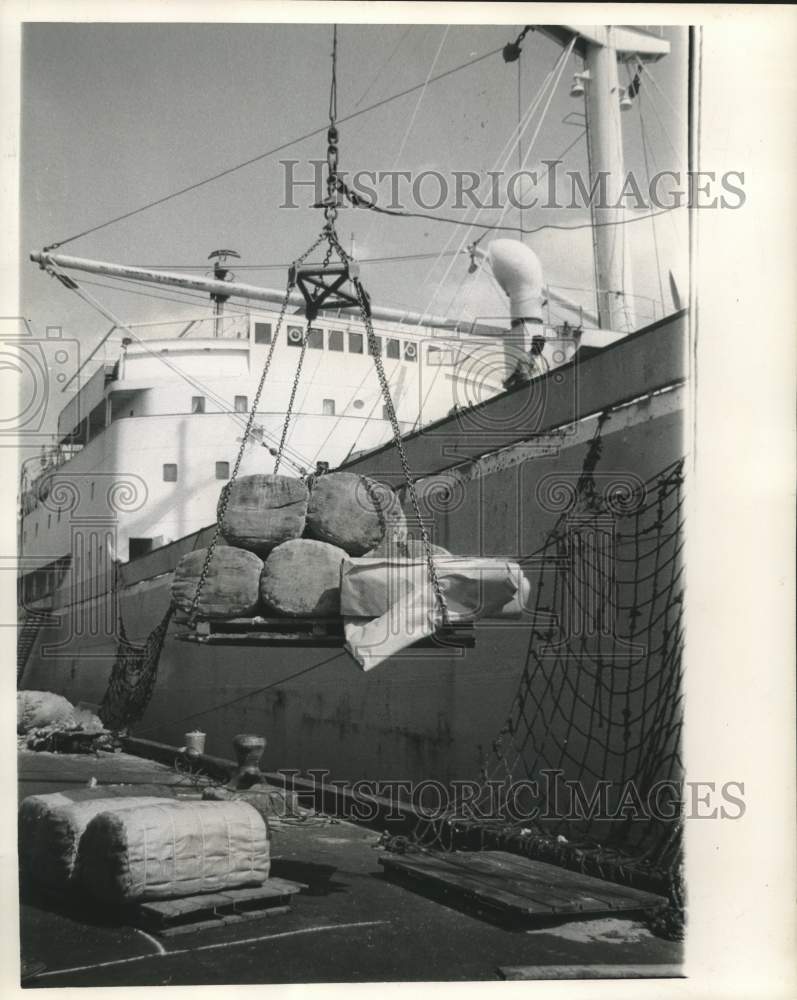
[329,330,344,351]
[191,396,206,414]
[215,461,230,480]
[386,338,400,360]
[254,322,272,344]
[404,342,418,362]
[348,332,363,354]
[163,464,178,482]
[322,399,335,416]
[307,328,324,350]
[234,395,248,413]
[287,326,304,347]
[129,537,162,560]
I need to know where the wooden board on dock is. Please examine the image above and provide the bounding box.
[132,877,305,936]
[379,850,666,925]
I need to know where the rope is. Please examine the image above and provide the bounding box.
[41,44,504,252]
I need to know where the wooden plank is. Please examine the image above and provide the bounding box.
[379,851,665,922]
[499,964,684,981]
[133,878,304,934]
[460,851,665,909]
[435,854,619,912]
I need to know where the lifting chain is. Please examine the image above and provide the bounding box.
[187,232,326,625]
[189,23,448,632]
[325,228,451,628]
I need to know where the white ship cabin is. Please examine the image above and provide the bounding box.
[20,304,543,582]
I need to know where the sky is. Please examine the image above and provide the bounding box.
[18,22,688,438]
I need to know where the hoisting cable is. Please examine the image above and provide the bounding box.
[186,229,327,625]
[184,24,450,632]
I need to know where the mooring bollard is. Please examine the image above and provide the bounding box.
[229,733,267,789]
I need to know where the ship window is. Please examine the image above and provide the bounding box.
[404,342,418,362]
[234,395,248,413]
[386,338,400,360]
[427,345,456,366]
[215,461,230,480]
[163,463,178,482]
[191,396,206,414]
[329,330,344,352]
[254,322,272,344]
[348,332,363,354]
[129,537,155,560]
[368,336,383,357]
[287,326,304,347]
[322,399,335,416]
[307,328,324,350]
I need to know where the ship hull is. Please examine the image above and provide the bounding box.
[21,313,686,790]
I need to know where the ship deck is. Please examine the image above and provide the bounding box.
[19,750,683,987]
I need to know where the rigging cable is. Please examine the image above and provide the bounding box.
[636,84,667,316]
[42,44,504,252]
[438,37,575,320]
[415,41,575,325]
[41,264,310,472]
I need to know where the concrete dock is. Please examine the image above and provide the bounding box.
[19,750,683,987]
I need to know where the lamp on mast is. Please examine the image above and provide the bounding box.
[208,249,240,338]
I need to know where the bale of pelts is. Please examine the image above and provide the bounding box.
[17,690,76,733]
[259,538,347,617]
[171,546,263,619]
[75,800,270,904]
[18,793,171,891]
[306,472,406,555]
[220,474,309,555]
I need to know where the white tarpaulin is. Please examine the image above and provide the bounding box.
[340,556,528,670]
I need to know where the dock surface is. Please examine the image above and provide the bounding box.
[19,751,682,986]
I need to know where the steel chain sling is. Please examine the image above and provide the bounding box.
[186,233,326,625]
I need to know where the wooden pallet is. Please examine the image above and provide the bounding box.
[131,877,305,936]
[379,850,666,926]
[176,616,475,649]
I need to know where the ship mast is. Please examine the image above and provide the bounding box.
[538,26,669,332]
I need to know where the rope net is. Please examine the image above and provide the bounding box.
[400,417,685,908]
[99,604,174,730]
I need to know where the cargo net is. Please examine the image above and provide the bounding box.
[99,604,174,731]
[394,418,685,916]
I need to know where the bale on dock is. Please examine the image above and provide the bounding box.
[171,546,263,619]
[18,793,170,891]
[259,538,347,617]
[17,690,76,733]
[75,799,270,904]
[306,472,405,555]
[220,474,309,555]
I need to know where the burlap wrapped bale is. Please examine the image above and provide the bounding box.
[220,474,308,555]
[171,546,263,619]
[306,472,405,555]
[75,800,270,904]
[18,792,170,891]
[17,690,76,733]
[260,538,347,617]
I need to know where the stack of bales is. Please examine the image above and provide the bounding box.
[172,472,409,620]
